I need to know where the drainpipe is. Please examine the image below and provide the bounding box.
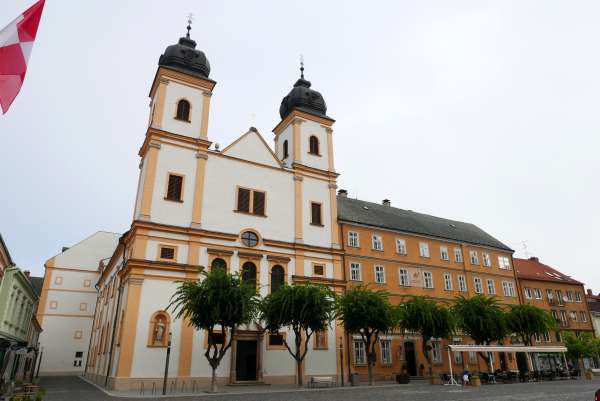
[84,285,101,376]
[104,239,127,387]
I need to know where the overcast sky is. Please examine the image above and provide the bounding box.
[1,1,598,289]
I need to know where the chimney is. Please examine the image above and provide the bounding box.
[529,256,539,262]
[337,189,348,197]
[24,270,30,278]
[62,246,70,253]
[588,289,593,296]
[382,199,391,206]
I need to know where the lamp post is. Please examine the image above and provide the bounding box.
[35,346,43,378]
[338,337,344,386]
[162,332,172,395]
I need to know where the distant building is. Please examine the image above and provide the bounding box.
[514,257,595,369]
[585,289,600,337]
[36,231,119,375]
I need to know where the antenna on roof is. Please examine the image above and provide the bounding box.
[521,240,529,258]
[186,13,194,38]
[300,54,305,79]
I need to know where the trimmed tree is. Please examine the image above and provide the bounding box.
[336,286,394,385]
[505,304,556,346]
[564,331,595,375]
[169,268,258,393]
[259,283,335,387]
[397,296,455,381]
[453,295,508,371]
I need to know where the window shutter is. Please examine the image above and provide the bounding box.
[237,188,250,212]
[166,175,183,201]
[253,191,265,215]
[311,203,322,225]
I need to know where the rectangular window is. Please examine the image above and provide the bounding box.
[498,256,511,270]
[487,279,496,295]
[443,273,452,291]
[83,279,91,288]
[560,310,567,325]
[454,248,463,263]
[431,341,442,363]
[423,272,434,289]
[551,310,559,322]
[237,188,251,212]
[374,265,385,284]
[474,277,483,294]
[79,302,88,311]
[556,290,564,305]
[543,332,551,342]
[236,188,266,216]
[348,231,360,247]
[502,281,516,297]
[454,351,463,364]
[315,331,328,349]
[469,351,477,364]
[469,250,479,265]
[380,340,392,365]
[419,242,430,258]
[482,252,491,267]
[547,289,554,301]
[310,202,322,225]
[570,311,578,321]
[313,264,324,276]
[399,268,410,287]
[458,275,467,292]
[566,291,574,302]
[268,333,284,347]
[166,174,183,201]
[159,246,176,260]
[580,311,587,322]
[524,288,533,299]
[253,191,266,216]
[350,263,362,281]
[208,332,225,346]
[440,246,449,261]
[372,235,383,251]
[575,292,583,303]
[534,288,543,299]
[535,333,542,343]
[354,340,366,365]
[396,239,407,255]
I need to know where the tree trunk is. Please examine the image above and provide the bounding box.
[210,366,217,393]
[296,358,303,387]
[422,341,433,381]
[367,358,373,386]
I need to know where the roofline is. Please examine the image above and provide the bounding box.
[515,273,584,286]
[0,234,15,266]
[338,219,514,253]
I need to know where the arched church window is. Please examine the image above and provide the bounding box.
[309,136,319,155]
[148,311,170,347]
[283,140,289,159]
[242,262,257,291]
[271,265,285,293]
[175,99,191,122]
[211,258,227,271]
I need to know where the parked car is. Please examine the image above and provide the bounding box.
[595,388,600,401]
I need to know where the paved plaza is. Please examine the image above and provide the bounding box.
[39,376,600,401]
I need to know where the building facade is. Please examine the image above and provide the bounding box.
[85,29,344,391]
[337,195,521,380]
[514,257,595,369]
[36,231,119,375]
[586,290,600,338]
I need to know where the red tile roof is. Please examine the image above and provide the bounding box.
[514,257,584,286]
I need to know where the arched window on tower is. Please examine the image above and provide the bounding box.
[175,99,191,122]
[309,136,319,155]
[271,265,285,293]
[283,140,289,159]
[211,258,227,272]
[242,262,257,291]
[148,311,170,347]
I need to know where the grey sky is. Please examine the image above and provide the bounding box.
[1,1,598,289]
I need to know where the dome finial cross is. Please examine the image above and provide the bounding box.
[186,13,194,39]
[300,54,305,79]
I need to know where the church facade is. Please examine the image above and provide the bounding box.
[84,30,344,390]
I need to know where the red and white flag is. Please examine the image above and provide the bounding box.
[0,0,45,114]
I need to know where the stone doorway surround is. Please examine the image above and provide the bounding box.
[229,329,264,384]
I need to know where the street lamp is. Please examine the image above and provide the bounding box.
[162,332,172,395]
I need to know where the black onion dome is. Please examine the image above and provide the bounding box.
[158,36,210,79]
[279,77,327,120]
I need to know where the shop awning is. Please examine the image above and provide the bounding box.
[448,344,567,353]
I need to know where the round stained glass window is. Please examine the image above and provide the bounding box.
[241,231,259,247]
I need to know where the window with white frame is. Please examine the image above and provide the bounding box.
[372,235,383,251]
[498,256,511,269]
[423,272,434,289]
[534,288,543,299]
[570,311,578,321]
[348,231,360,247]
[546,289,554,300]
[431,341,442,363]
[458,275,467,292]
[502,281,516,297]
[399,268,410,287]
[535,333,542,343]
[524,287,533,299]
[469,351,477,364]
[443,273,453,291]
[543,332,551,342]
[396,239,407,255]
[454,351,463,364]
[469,250,479,265]
[419,242,430,258]
[560,310,567,324]
[374,265,386,284]
[380,339,392,365]
[454,248,463,263]
[482,252,491,267]
[350,263,362,281]
[566,291,574,302]
[440,246,449,261]
[575,292,583,303]
[580,311,587,322]
[353,340,366,365]
[487,279,496,295]
[474,277,483,294]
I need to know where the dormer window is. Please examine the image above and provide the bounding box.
[175,99,190,122]
[283,140,289,159]
[309,135,319,155]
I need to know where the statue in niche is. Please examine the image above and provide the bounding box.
[153,316,166,345]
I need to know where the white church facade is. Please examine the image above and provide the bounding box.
[83,28,345,390]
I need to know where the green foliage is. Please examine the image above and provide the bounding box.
[505,304,556,346]
[563,332,595,360]
[452,295,507,345]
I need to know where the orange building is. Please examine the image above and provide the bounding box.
[337,193,521,380]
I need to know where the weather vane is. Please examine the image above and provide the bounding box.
[186,13,194,38]
[300,54,305,79]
